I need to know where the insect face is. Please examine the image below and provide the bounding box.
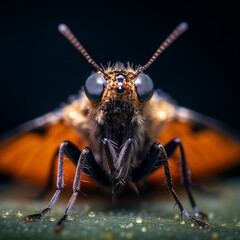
[83,64,154,126]
[84,64,154,104]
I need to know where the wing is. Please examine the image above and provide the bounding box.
[147,93,240,184]
[0,111,90,189]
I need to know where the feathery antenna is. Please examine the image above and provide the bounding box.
[138,22,189,73]
[58,24,103,73]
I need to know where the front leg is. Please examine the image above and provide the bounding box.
[23,141,104,229]
[24,141,79,221]
[24,140,113,231]
[102,138,133,197]
[132,141,209,228]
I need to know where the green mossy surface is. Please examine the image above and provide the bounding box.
[0,179,240,240]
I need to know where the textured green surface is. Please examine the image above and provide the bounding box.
[0,179,240,240]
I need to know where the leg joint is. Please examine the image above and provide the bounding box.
[171,138,182,144]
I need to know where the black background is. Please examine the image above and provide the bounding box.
[0,1,239,134]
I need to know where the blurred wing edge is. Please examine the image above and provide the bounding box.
[0,110,64,144]
[175,106,240,141]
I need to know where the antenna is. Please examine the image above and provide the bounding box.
[138,22,189,73]
[58,24,103,73]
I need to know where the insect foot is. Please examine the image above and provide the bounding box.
[23,207,50,221]
[182,209,209,228]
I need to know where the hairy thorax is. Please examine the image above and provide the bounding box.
[62,92,174,169]
[77,102,147,166]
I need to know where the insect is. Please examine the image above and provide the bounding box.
[0,22,240,232]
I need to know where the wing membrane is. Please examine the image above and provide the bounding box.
[0,117,88,188]
[147,106,240,185]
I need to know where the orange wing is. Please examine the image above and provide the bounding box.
[0,121,91,189]
[147,107,240,185]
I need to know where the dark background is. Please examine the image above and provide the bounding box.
[0,1,239,133]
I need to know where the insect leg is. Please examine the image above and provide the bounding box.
[54,147,90,232]
[84,148,111,187]
[156,142,209,228]
[23,141,81,221]
[164,138,208,219]
[132,142,209,228]
[131,143,163,182]
[102,138,133,197]
[101,138,121,200]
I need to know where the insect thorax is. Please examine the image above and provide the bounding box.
[63,95,152,169]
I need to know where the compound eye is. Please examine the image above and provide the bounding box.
[84,73,106,103]
[135,73,154,103]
